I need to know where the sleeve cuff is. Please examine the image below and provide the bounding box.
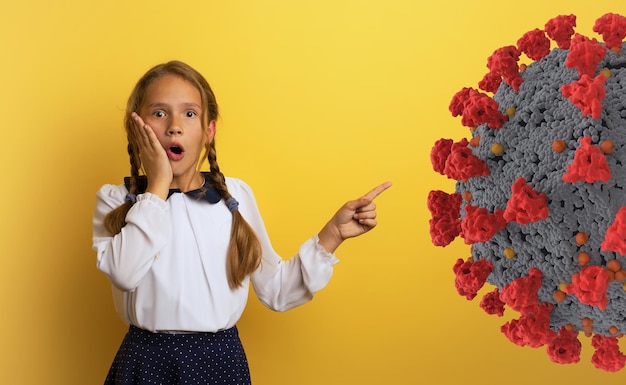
[308,234,340,266]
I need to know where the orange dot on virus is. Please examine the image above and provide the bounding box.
[470,136,481,147]
[463,191,473,202]
[519,63,528,72]
[553,290,566,303]
[559,282,569,291]
[600,68,612,79]
[600,140,614,154]
[607,259,622,272]
[609,326,620,335]
[506,106,516,118]
[615,269,626,282]
[503,247,516,259]
[582,317,594,332]
[607,270,616,282]
[578,252,590,265]
[552,140,566,153]
[576,232,589,245]
[492,143,504,155]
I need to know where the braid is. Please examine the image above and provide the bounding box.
[207,140,263,288]
[206,140,229,197]
[103,138,141,235]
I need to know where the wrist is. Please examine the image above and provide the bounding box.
[317,224,343,254]
[146,180,170,201]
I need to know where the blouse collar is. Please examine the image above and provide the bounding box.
[124,172,222,204]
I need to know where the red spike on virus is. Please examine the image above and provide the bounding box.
[517,28,551,61]
[500,268,543,315]
[487,46,524,91]
[562,136,611,183]
[460,205,506,244]
[478,71,502,93]
[480,288,505,316]
[503,177,549,224]
[430,138,453,175]
[601,206,626,255]
[591,335,626,372]
[443,138,490,180]
[564,265,610,310]
[427,190,462,247]
[593,13,626,52]
[565,34,606,77]
[544,14,577,49]
[462,92,508,129]
[449,88,508,129]
[428,13,626,371]
[452,257,494,300]
[547,327,582,365]
[449,87,474,117]
[561,74,607,119]
[501,303,556,348]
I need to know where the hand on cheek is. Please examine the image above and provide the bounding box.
[131,112,173,200]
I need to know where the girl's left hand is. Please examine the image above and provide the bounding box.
[318,181,392,253]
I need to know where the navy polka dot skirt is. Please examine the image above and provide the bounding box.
[104,325,251,385]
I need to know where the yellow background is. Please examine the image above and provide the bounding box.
[2,0,626,384]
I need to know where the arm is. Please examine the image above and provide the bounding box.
[236,180,391,311]
[92,185,171,291]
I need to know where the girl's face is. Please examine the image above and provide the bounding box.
[139,74,215,189]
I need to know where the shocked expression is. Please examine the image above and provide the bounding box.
[140,74,215,188]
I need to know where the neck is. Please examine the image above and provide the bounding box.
[171,172,204,192]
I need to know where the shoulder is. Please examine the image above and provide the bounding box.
[224,177,261,211]
[96,183,129,207]
[225,177,255,197]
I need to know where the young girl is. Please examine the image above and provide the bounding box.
[92,60,391,385]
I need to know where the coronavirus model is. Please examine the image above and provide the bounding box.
[428,13,626,371]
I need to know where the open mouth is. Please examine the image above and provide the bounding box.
[166,144,185,160]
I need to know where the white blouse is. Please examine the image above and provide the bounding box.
[92,177,339,333]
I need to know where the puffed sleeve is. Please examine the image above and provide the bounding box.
[92,184,171,291]
[228,179,339,311]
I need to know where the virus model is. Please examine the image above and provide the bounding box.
[428,13,626,372]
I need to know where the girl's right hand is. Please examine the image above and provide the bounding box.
[130,112,172,200]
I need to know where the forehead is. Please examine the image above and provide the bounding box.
[143,74,202,106]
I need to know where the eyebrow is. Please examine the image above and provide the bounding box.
[145,102,202,109]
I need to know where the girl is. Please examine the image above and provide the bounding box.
[92,60,391,385]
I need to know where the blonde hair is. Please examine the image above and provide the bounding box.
[103,60,262,288]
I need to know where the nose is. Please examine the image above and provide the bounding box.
[167,116,183,136]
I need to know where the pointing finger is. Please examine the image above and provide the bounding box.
[363,181,392,201]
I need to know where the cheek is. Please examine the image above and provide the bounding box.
[146,126,167,147]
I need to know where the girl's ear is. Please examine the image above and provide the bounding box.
[206,120,216,144]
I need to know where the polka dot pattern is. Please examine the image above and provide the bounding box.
[104,325,251,384]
